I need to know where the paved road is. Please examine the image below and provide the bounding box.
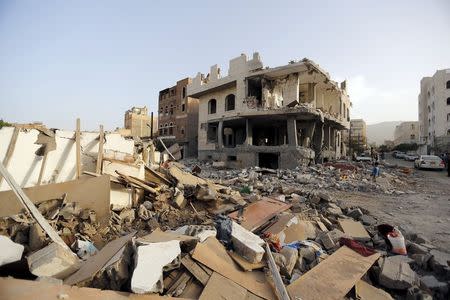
[338,153,450,251]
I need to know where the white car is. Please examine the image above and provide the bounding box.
[414,155,445,170]
[404,154,419,161]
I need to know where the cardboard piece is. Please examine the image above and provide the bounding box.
[355,280,394,300]
[0,277,187,300]
[181,255,211,285]
[199,272,248,300]
[338,219,370,240]
[64,231,136,286]
[136,228,198,244]
[228,198,291,232]
[287,246,380,300]
[191,237,274,300]
[0,175,111,225]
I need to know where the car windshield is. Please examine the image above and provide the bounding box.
[422,155,440,161]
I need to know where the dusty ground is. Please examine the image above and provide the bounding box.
[336,154,450,251]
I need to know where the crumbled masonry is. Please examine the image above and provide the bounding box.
[0,150,448,299]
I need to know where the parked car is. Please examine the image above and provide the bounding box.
[395,152,406,159]
[404,154,419,161]
[414,155,445,170]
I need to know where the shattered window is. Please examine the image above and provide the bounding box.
[225,94,235,111]
[208,99,217,114]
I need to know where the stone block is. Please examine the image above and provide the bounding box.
[280,246,298,277]
[347,208,363,220]
[27,243,80,279]
[0,235,24,267]
[29,223,46,251]
[318,232,336,250]
[231,221,265,264]
[420,275,448,296]
[378,256,418,290]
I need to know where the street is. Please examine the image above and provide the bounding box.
[337,153,450,251]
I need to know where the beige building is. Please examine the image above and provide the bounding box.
[349,119,367,152]
[393,121,419,146]
[124,106,156,137]
[187,52,351,169]
[418,69,450,153]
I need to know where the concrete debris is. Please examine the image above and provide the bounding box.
[0,235,24,266]
[378,255,418,290]
[131,240,181,294]
[231,221,265,263]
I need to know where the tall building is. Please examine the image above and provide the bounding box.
[158,78,199,157]
[349,119,367,153]
[393,121,419,146]
[187,52,351,169]
[418,69,450,153]
[124,106,155,137]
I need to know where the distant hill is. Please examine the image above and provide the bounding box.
[366,121,402,146]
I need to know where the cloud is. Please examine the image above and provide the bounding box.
[344,75,418,124]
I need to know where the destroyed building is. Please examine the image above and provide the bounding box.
[158,78,199,158]
[187,53,351,169]
[123,106,157,138]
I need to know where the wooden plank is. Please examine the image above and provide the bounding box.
[191,237,275,300]
[166,271,192,296]
[116,171,157,194]
[0,162,70,251]
[0,127,19,185]
[228,251,266,272]
[181,255,211,285]
[228,198,291,232]
[265,243,290,300]
[36,152,48,186]
[199,272,248,300]
[286,246,380,300]
[145,165,171,185]
[76,118,81,178]
[96,125,104,174]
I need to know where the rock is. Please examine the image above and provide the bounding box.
[142,201,153,210]
[316,191,332,202]
[326,203,343,216]
[414,234,431,244]
[347,208,363,220]
[131,241,181,294]
[27,243,80,279]
[406,285,433,300]
[272,252,286,270]
[378,256,418,290]
[280,247,298,277]
[36,276,63,285]
[429,249,450,275]
[408,242,429,255]
[411,253,432,269]
[195,183,218,201]
[231,221,265,264]
[296,174,311,184]
[360,214,377,226]
[173,188,186,209]
[174,225,216,242]
[138,204,152,221]
[29,223,46,251]
[119,208,135,223]
[0,235,24,266]
[299,246,316,264]
[318,232,336,250]
[419,275,448,296]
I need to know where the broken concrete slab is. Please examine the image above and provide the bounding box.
[378,255,418,290]
[0,235,24,266]
[173,225,216,243]
[419,275,448,296]
[131,240,181,294]
[347,208,363,220]
[355,279,393,300]
[173,188,186,209]
[429,249,450,275]
[338,218,370,241]
[231,221,265,264]
[27,242,80,279]
[280,246,298,277]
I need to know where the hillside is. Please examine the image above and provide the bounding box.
[366,121,402,145]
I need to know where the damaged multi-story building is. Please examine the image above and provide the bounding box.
[187,53,351,169]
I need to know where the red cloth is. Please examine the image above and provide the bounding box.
[339,237,377,257]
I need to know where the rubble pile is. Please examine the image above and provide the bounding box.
[0,159,448,300]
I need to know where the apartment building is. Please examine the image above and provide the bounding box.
[418,69,450,153]
[124,106,156,137]
[187,52,351,169]
[393,121,419,146]
[349,119,367,153]
[158,78,199,157]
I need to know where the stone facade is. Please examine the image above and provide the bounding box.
[158,78,199,157]
[124,106,155,137]
[418,69,450,153]
[393,121,419,146]
[187,52,351,169]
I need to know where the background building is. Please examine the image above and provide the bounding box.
[418,69,450,154]
[158,78,199,157]
[187,53,351,168]
[349,119,367,154]
[124,106,156,137]
[393,121,419,146]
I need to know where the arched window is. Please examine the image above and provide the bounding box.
[446,80,450,89]
[346,108,350,121]
[225,94,235,111]
[170,104,174,115]
[208,99,217,114]
[447,97,450,105]
[169,122,173,135]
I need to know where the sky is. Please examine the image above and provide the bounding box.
[1,0,449,131]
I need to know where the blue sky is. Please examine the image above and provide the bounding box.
[1,0,449,130]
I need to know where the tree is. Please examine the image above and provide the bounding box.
[393,143,418,152]
[0,119,12,129]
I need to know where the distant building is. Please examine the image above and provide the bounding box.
[158,78,199,157]
[418,69,450,154]
[349,119,367,153]
[393,121,419,146]
[124,106,156,137]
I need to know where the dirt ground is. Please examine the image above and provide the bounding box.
[336,155,450,251]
